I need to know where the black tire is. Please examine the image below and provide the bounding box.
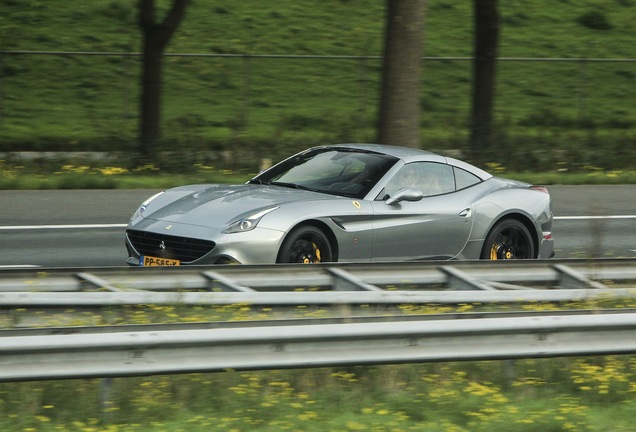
[480,218,535,260]
[277,225,333,264]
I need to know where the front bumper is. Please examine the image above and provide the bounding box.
[125,220,285,265]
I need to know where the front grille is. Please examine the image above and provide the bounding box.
[127,229,215,263]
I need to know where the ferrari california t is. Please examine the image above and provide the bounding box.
[125,144,554,266]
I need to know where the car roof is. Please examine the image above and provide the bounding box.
[323,143,440,159]
[317,143,492,180]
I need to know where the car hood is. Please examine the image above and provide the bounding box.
[140,184,331,228]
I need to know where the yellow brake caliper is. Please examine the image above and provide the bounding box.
[490,243,499,260]
[302,242,321,264]
[491,242,513,260]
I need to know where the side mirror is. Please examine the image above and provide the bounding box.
[385,187,424,205]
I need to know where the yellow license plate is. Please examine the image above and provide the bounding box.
[141,255,181,266]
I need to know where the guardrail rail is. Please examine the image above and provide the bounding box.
[1,259,636,306]
[2,309,636,382]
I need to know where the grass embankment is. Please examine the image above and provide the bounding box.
[4,359,636,431]
[1,0,636,173]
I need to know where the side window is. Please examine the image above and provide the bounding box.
[385,162,455,198]
[453,167,481,190]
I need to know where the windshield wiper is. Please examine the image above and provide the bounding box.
[270,181,300,189]
[248,179,270,185]
[263,181,326,194]
[271,181,326,193]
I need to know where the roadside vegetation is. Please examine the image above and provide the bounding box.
[4,357,636,431]
[2,158,635,190]
[2,299,636,431]
[2,0,636,177]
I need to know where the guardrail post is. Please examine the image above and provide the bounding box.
[503,359,516,391]
[99,377,114,424]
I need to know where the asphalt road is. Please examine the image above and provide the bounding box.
[0,186,635,267]
[0,189,157,268]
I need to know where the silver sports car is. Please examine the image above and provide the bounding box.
[125,144,554,266]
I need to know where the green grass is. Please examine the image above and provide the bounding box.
[3,358,636,431]
[2,0,636,173]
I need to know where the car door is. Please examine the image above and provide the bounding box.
[370,162,474,260]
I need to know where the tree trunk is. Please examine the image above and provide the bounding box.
[469,0,499,165]
[140,36,163,159]
[138,0,189,161]
[377,0,427,148]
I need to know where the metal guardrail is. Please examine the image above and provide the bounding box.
[1,259,636,306]
[2,309,636,382]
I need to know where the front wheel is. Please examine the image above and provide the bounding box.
[277,225,333,264]
[481,218,535,260]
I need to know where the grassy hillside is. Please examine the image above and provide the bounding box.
[1,0,635,171]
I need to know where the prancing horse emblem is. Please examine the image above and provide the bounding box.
[159,241,166,250]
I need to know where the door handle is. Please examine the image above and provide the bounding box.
[459,208,472,217]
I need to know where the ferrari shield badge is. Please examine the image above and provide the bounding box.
[352,201,361,210]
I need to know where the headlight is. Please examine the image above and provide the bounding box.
[223,207,278,234]
[130,191,164,221]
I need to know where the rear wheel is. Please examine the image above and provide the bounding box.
[481,218,535,260]
[277,226,333,264]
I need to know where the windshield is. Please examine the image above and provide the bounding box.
[250,148,399,199]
